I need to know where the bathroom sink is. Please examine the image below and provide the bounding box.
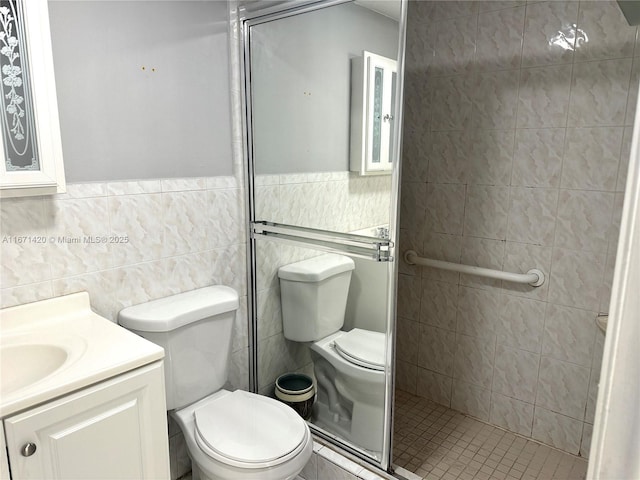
[0,343,68,394]
[0,291,164,417]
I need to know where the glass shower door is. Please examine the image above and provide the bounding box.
[240,0,407,471]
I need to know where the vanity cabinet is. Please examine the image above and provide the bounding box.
[3,362,169,480]
[0,0,65,197]
[350,51,397,176]
[1,430,9,480]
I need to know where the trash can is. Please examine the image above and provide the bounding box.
[275,373,315,420]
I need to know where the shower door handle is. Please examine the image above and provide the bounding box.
[251,221,394,262]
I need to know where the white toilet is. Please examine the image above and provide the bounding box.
[278,254,386,453]
[118,286,313,480]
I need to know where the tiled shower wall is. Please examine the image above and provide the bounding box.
[396,0,637,457]
[254,171,391,393]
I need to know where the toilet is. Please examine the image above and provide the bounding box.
[118,286,313,480]
[278,254,386,453]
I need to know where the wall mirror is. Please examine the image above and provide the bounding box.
[243,0,406,469]
[249,0,401,238]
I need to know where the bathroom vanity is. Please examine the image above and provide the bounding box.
[0,293,169,479]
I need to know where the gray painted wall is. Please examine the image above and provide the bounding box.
[251,2,398,174]
[345,256,388,333]
[48,1,233,182]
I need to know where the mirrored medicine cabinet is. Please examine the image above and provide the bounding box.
[0,0,65,198]
[350,50,397,176]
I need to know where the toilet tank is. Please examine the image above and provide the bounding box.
[118,286,239,410]
[278,254,355,342]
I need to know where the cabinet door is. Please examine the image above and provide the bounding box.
[4,362,169,480]
[0,429,9,480]
[365,52,396,174]
[350,51,397,176]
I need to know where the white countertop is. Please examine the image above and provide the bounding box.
[0,292,164,417]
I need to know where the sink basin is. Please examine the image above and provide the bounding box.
[1,344,68,394]
[0,292,165,417]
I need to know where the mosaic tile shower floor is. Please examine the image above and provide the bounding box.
[393,390,588,480]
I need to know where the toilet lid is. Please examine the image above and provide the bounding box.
[194,390,308,467]
[333,329,386,371]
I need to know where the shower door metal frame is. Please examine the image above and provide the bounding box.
[238,0,408,472]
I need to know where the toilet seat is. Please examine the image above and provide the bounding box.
[332,328,385,371]
[194,390,309,469]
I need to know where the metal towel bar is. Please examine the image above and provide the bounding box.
[403,250,545,287]
[252,221,394,262]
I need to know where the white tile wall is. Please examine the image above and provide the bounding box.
[398,0,635,456]
[490,392,534,437]
[451,380,491,422]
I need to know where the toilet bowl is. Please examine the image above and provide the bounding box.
[118,286,312,480]
[172,390,312,480]
[278,254,386,453]
[310,329,385,452]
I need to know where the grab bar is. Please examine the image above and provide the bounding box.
[403,250,545,287]
[596,314,608,334]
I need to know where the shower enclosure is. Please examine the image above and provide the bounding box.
[238,0,407,472]
[394,1,636,479]
[238,0,638,477]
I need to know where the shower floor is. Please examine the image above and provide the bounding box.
[393,390,588,480]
